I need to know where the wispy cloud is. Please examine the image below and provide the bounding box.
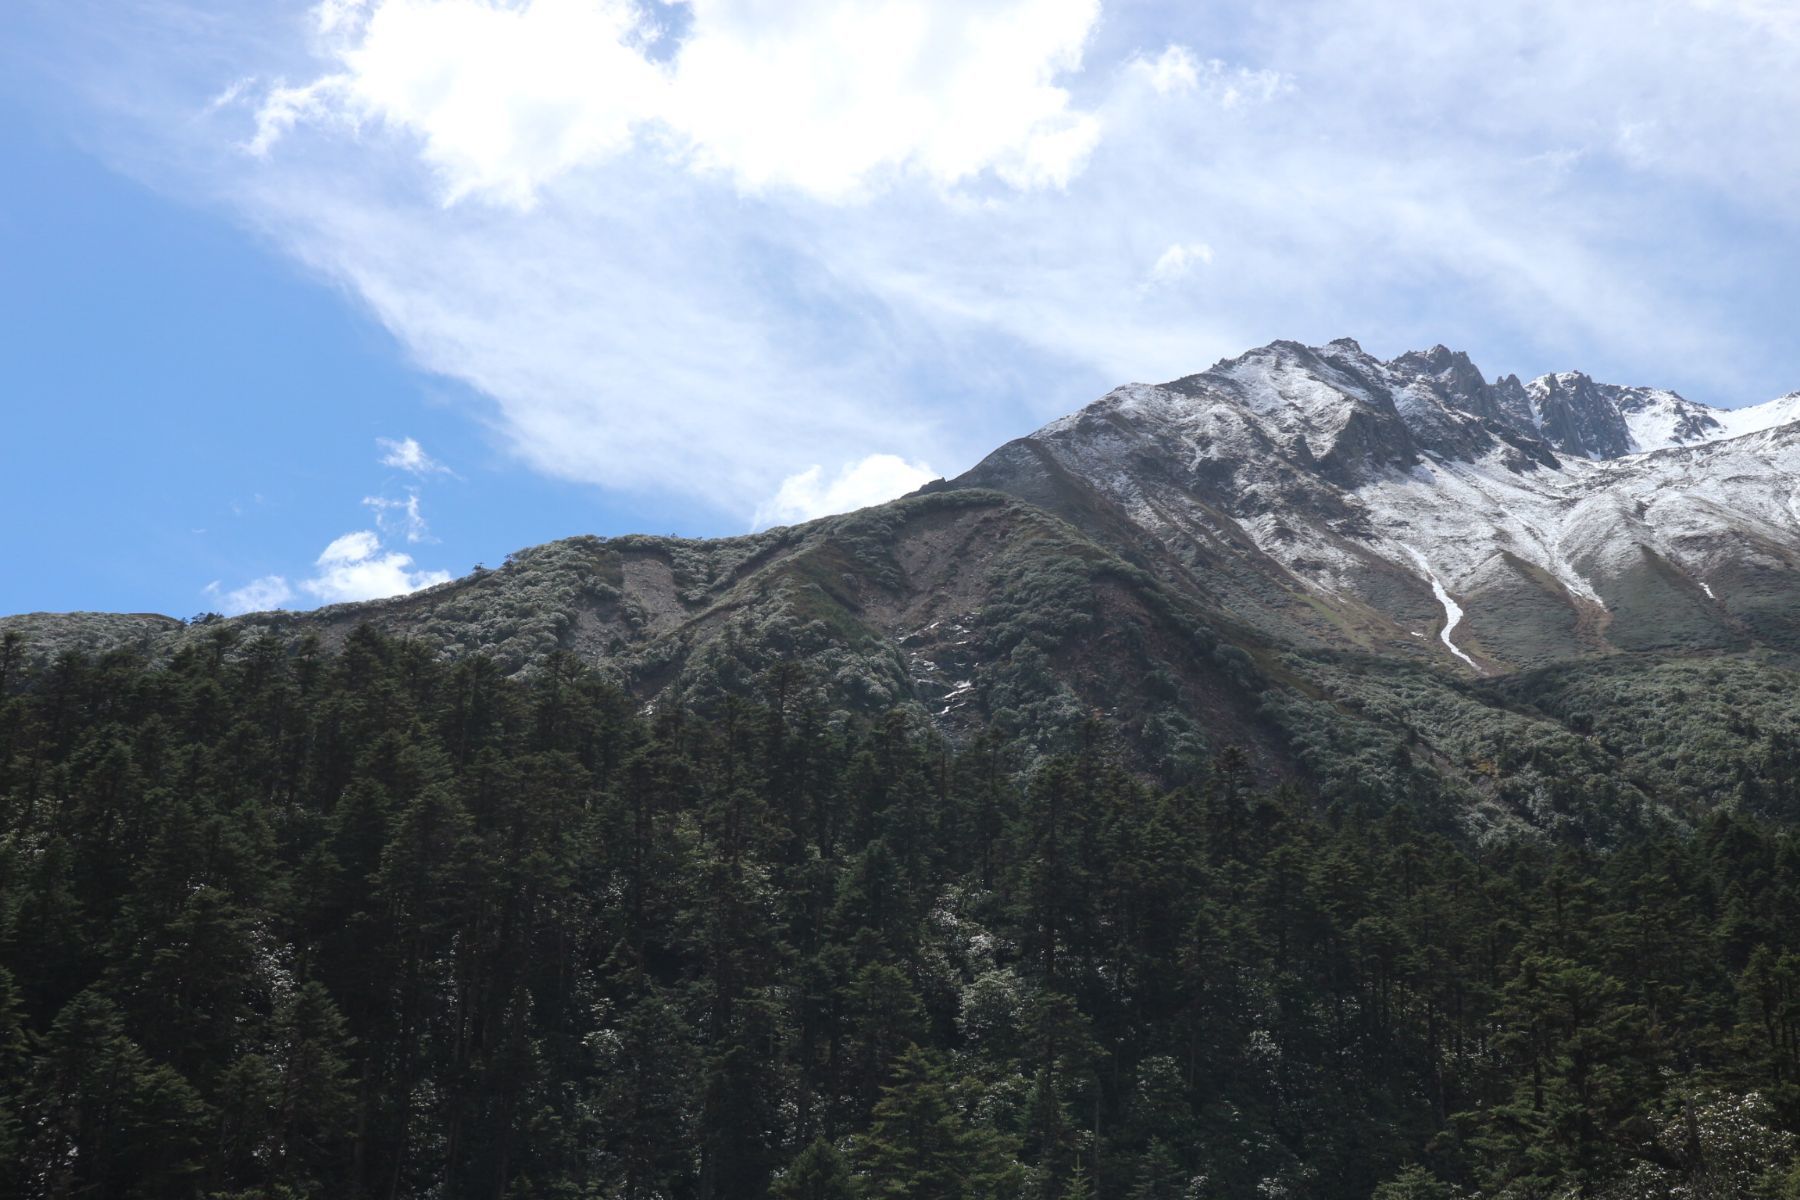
[203,75,254,113]
[377,435,451,476]
[363,490,431,542]
[1128,45,1285,107]
[33,0,1800,540]
[1147,241,1214,286]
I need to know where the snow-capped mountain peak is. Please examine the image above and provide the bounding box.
[949,338,1800,673]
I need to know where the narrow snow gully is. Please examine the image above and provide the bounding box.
[1400,546,1481,672]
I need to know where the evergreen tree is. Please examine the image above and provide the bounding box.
[772,1136,856,1200]
[26,990,208,1199]
[852,1046,1019,1199]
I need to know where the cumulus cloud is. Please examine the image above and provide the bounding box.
[300,529,452,603]
[209,529,452,614]
[251,0,1103,205]
[206,574,296,615]
[666,0,1101,197]
[753,454,938,528]
[252,0,666,204]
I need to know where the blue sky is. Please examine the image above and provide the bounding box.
[4,0,1798,618]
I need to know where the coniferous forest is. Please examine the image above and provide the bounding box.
[5,627,1800,1199]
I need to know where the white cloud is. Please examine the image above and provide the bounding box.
[666,0,1101,197]
[207,474,447,615]
[262,0,667,205]
[377,435,450,475]
[754,453,938,528]
[1148,241,1214,284]
[247,76,346,156]
[204,76,254,113]
[1693,0,1800,40]
[363,490,431,541]
[300,529,452,603]
[1134,44,1198,94]
[36,0,1800,540]
[251,0,1103,205]
[207,574,296,615]
[316,0,372,36]
[1129,46,1285,108]
[317,529,381,564]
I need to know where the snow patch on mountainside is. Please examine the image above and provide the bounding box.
[1356,455,1606,605]
[1715,392,1800,440]
[1401,545,1480,670]
[1614,388,1723,452]
[1210,348,1375,458]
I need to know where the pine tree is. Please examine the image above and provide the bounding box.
[271,980,358,1192]
[592,985,698,1199]
[1469,955,1658,1198]
[852,1046,1019,1199]
[1370,1164,1461,1199]
[773,1135,856,1200]
[0,967,31,1198]
[26,989,208,1198]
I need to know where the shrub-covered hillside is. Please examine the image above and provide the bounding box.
[0,491,1293,789]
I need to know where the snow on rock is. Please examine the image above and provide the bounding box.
[1400,545,1481,671]
[1714,391,1800,440]
[988,337,1800,666]
[1612,387,1724,452]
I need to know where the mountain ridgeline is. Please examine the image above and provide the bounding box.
[8,338,1800,839]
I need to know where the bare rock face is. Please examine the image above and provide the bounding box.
[1526,372,1638,459]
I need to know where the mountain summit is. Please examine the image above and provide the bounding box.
[945,337,1800,670]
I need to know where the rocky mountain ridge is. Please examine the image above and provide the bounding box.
[946,337,1800,671]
